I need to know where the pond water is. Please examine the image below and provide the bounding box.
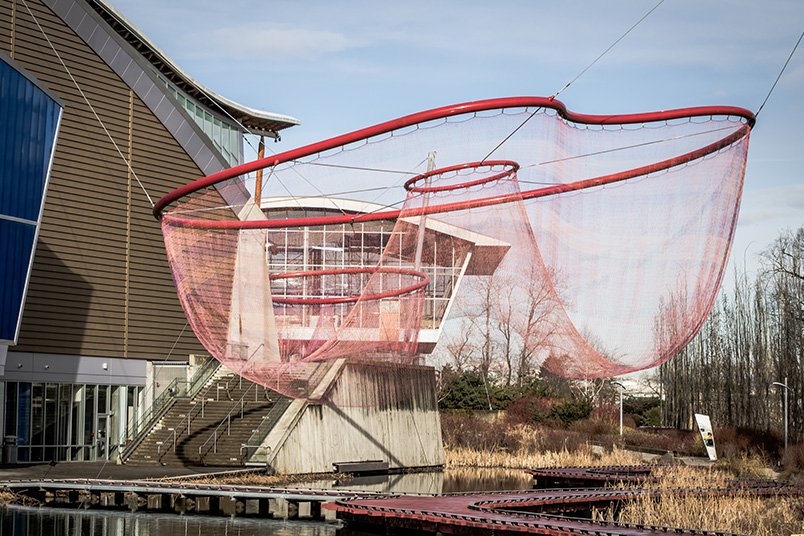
[281,466,534,495]
[0,467,535,536]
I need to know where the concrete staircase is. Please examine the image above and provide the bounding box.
[125,373,283,467]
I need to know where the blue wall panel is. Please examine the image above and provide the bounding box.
[0,53,63,343]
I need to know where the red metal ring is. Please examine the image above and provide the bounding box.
[153,97,754,220]
[270,267,429,305]
[404,161,520,193]
[160,123,750,231]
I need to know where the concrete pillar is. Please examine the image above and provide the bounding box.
[195,496,211,513]
[322,507,338,522]
[125,493,146,512]
[147,494,163,510]
[245,499,260,515]
[297,501,311,519]
[268,497,288,519]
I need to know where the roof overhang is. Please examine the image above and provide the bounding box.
[87,0,301,137]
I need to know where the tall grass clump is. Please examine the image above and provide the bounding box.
[441,413,639,468]
[596,465,804,536]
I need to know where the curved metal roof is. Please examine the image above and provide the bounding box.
[88,0,301,137]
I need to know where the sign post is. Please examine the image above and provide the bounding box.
[695,413,717,461]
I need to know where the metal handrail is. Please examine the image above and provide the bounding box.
[197,382,257,464]
[156,365,232,459]
[240,395,291,465]
[120,358,221,462]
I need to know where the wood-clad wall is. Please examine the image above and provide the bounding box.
[0,0,209,361]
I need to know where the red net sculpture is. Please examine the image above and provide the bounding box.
[155,97,753,402]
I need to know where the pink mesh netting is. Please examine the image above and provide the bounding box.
[156,97,752,402]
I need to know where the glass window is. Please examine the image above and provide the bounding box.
[84,385,95,448]
[44,384,57,446]
[126,386,136,438]
[18,383,30,446]
[230,128,240,164]
[5,382,17,437]
[204,112,213,137]
[31,383,44,446]
[58,384,71,449]
[71,385,83,446]
[213,118,222,150]
[98,385,108,415]
[221,123,230,160]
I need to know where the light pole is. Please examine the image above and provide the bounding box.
[612,381,625,436]
[772,378,790,452]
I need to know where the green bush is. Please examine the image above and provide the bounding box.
[549,395,593,426]
[439,372,496,410]
[622,396,661,427]
[438,372,553,411]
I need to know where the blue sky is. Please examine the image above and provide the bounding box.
[113,0,804,279]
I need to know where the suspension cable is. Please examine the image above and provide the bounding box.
[20,0,156,208]
[550,0,666,100]
[755,28,804,119]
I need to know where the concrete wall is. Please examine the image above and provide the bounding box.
[266,361,444,474]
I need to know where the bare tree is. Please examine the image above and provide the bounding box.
[657,226,804,441]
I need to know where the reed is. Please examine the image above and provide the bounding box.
[443,423,640,468]
[596,465,804,536]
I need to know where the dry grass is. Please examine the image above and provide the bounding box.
[0,489,40,506]
[173,471,343,486]
[444,424,641,468]
[595,465,804,536]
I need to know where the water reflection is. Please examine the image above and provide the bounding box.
[1,505,338,536]
[0,468,534,536]
[283,471,444,495]
[281,467,533,494]
[442,467,534,493]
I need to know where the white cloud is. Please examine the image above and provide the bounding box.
[183,26,357,61]
[739,183,804,226]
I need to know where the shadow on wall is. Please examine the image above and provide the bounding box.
[15,242,94,361]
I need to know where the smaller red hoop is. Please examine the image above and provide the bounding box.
[270,267,429,305]
[404,160,520,193]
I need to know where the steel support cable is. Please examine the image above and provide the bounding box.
[171,123,745,214]
[153,97,753,220]
[481,0,667,165]
[550,0,667,101]
[20,0,198,481]
[160,122,751,230]
[755,28,804,118]
[20,0,156,208]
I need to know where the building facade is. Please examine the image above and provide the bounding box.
[0,0,299,462]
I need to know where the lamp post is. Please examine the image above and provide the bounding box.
[772,378,790,452]
[612,381,625,436]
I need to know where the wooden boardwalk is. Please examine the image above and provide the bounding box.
[333,466,803,535]
[2,465,802,534]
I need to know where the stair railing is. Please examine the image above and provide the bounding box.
[120,357,220,463]
[197,382,258,465]
[156,347,267,462]
[240,395,292,465]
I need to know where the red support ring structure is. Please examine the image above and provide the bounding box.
[153,96,755,221]
[404,161,520,193]
[270,267,430,305]
[160,122,750,231]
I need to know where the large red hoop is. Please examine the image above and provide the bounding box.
[153,96,754,221]
[270,267,429,305]
[404,161,519,193]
